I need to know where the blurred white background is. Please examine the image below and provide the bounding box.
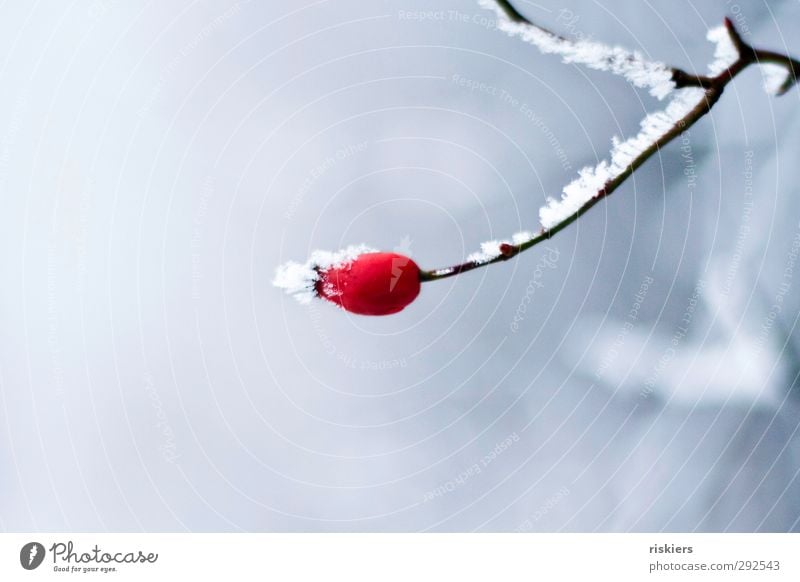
[0,0,798,531]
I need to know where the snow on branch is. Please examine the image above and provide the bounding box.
[477,2,740,231]
[478,0,675,99]
[465,231,534,264]
[760,63,792,96]
[706,25,740,76]
[539,87,706,229]
[413,3,799,283]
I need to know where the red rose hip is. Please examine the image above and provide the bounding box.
[315,252,421,315]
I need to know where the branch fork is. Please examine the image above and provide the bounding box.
[419,3,799,282]
[275,1,799,314]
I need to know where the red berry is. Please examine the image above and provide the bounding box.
[315,252,421,316]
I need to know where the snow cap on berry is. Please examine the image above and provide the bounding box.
[274,245,421,316]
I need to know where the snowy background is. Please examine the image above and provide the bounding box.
[1,0,799,531]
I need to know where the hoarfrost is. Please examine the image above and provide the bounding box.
[274,244,375,304]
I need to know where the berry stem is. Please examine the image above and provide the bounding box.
[420,6,799,283]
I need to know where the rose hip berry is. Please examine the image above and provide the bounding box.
[314,252,421,316]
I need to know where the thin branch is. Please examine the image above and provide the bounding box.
[493,0,528,23]
[420,6,799,282]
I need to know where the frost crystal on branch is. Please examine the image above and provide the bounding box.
[274,244,375,304]
[478,0,740,232]
[511,231,533,244]
[465,231,534,263]
[478,0,675,99]
[539,87,706,229]
[467,239,506,264]
[760,63,791,96]
[706,25,740,76]
[533,22,746,231]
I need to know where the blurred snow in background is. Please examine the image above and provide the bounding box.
[0,0,798,531]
